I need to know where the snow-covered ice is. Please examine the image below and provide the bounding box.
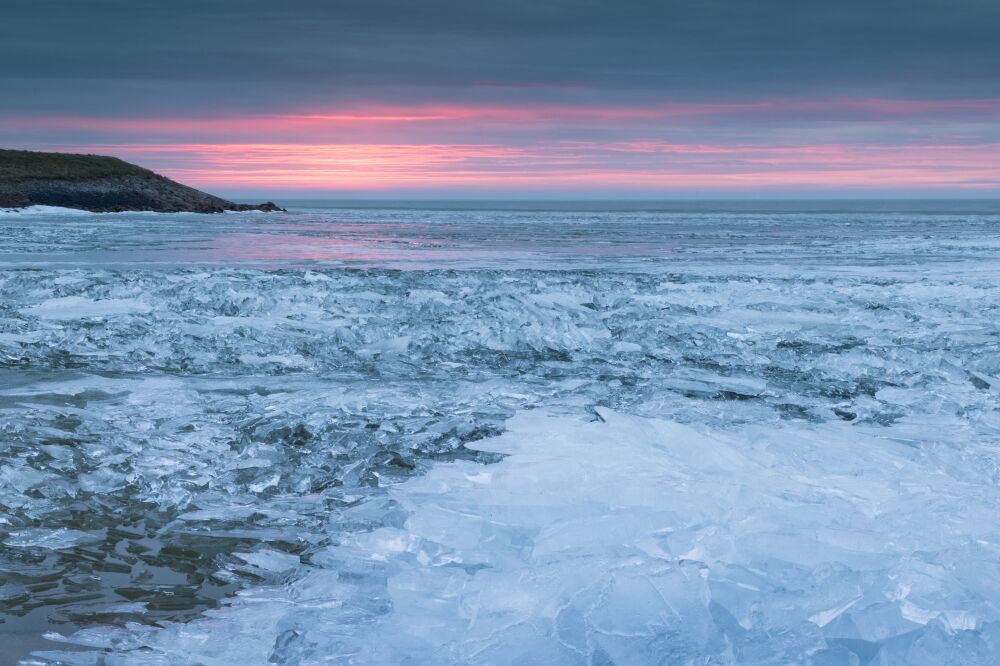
[0,205,95,217]
[2,202,1000,664]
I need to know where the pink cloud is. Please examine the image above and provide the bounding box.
[5,97,999,192]
[42,141,1000,191]
[5,97,999,138]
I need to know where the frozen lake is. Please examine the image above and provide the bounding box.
[2,201,1000,664]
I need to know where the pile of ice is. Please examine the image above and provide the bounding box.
[37,406,1000,664]
[3,206,1000,663]
[3,267,998,430]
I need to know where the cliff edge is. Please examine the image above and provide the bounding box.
[0,149,283,213]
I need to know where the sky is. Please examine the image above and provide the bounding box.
[2,0,1000,198]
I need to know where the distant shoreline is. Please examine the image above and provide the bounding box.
[217,197,1000,215]
[5,197,1000,217]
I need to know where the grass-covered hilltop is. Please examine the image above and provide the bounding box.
[0,149,283,213]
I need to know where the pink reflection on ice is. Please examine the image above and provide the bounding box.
[201,219,674,267]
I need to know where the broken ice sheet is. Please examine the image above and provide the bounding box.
[232,549,301,572]
[2,204,1000,663]
[71,409,1000,664]
[4,528,103,550]
[21,296,153,321]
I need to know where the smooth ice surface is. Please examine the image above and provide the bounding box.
[2,202,1000,664]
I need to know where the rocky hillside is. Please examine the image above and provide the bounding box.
[0,149,283,213]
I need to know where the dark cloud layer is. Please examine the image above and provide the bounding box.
[3,0,999,198]
[3,0,999,115]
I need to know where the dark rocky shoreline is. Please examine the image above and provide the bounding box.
[0,149,283,213]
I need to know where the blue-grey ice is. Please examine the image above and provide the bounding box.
[2,202,1000,664]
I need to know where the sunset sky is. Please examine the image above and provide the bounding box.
[3,0,999,198]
